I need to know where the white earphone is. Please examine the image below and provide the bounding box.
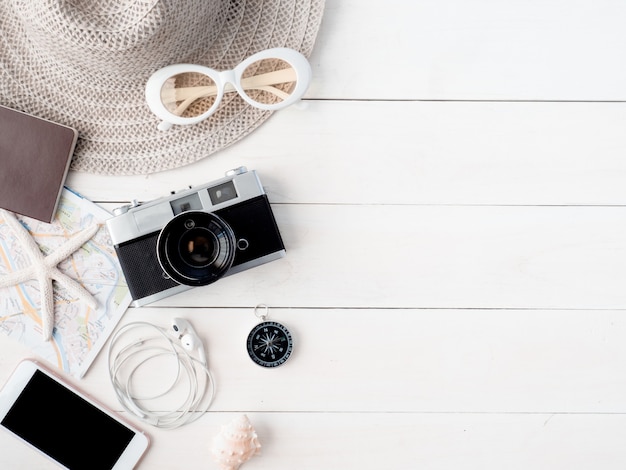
[107,318,215,429]
[170,317,207,365]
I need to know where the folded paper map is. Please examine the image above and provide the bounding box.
[0,188,131,378]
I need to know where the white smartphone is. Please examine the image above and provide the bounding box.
[0,359,150,469]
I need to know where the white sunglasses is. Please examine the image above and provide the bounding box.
[145,47,312,131]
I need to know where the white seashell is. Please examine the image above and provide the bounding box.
[210,414,262,470]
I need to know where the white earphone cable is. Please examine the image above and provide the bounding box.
[107,321,216,429]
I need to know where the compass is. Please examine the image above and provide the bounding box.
[246,305,293,367]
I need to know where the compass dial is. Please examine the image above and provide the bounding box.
[246,321,293,367]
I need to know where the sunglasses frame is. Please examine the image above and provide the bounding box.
[145,47,312,131]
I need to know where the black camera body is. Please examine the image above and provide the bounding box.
[106,167,285,306]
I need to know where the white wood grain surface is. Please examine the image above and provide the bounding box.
[2,1,626,468]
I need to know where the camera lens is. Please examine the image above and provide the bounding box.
[157,211,236,286]
[179,228,219,267]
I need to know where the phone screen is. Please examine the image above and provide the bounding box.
[1,369,136,470]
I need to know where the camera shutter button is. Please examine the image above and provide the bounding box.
[113,199,140,215]
[225,166,248,177]
[113,205,130,215]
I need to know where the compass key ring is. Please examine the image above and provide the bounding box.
[254,303,270,321]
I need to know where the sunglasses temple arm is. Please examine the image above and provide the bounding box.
[170,68,297,104]
[239,68,296,98]
[243,85,291,100]
[160,84,219,117]
[173,94,206,116]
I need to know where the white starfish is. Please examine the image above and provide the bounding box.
[0,209,98,341]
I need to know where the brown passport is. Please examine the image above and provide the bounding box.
[0,105,78,223]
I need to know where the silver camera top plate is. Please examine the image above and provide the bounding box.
[106,167,265,246]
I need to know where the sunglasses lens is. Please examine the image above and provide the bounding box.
[240,58,297,106]
[160,72,218,118]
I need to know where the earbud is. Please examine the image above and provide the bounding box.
[180,332,198,350]
[181,332,207,365]
[171,317,193,336]
[170,318,207,366]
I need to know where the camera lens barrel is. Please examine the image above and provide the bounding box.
[157,211,236,286]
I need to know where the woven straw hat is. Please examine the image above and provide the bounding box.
[0,0,325,175]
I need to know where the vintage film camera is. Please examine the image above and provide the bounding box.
[106,167,285,306]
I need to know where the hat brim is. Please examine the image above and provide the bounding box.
[0,0,325,175]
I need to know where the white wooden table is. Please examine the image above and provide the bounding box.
[3,0,626,468]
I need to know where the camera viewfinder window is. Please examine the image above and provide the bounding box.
[171,193,202,215]
[209,181,238,205]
